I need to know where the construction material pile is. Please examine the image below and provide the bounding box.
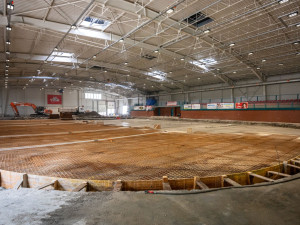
[75,111,103,119]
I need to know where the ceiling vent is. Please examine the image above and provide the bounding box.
[142,54,157,60]
[186,11,213,28]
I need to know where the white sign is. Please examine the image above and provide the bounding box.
[207,103,217,109]
[192,104,201,109]
[184,104,192,109]
[219,103,234,109]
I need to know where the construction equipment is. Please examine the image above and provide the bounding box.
[10,102,53,117]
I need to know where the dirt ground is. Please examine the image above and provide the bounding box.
[0,119,299,181]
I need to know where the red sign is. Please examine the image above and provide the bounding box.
[47,95,62,105]
[235,102,248,109]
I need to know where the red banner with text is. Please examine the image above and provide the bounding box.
[47,95,62,105]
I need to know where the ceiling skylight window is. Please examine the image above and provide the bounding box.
[192,58,217,72]
[81,16,111,30]
[51,51,74,57]
[147,70,167,81]
[105,83,134,90]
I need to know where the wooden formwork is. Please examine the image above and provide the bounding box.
[0,156,299,192]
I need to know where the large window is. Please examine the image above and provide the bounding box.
[85,93,101,100]
[122,106,128,115]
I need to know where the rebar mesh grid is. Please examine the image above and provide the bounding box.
[0,121,299,181]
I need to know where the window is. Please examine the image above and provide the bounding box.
[122,106,128,115]
[107,109,115,116]
[85,93,101,100]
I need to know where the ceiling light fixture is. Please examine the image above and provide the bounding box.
[257,67,261,70]
[119,38,124,43]
[262,59,266,62]
[93,55,97,59]
[278,0,289,4]
[293,42,299,45]
[154,50,159,53]
[288,11,298,17]
[296,23,300,27]
[166,8,174,14]
[104,70,107,73]
[229,43,235,47]
[71,25,76,29]
[198,77,201,80]
[54,47,58,51]
[203,29,210,34]
[180,58,184,61]
[6,59,10,62]
[248,52,253,55]
[124,62,128,65]
[6,65,9,68]
[6,51,10,54]
[233,71,237,74]
[6,26,12,31]
[278,63,283,66]
[6,41,11,45]
[7,2,14,10]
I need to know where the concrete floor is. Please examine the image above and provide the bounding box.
[0,118,299,224]
[0,177,299,225]
[104,118,300,136]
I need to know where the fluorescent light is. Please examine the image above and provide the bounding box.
[278,0,289,4]
[166,8,174,14]
[180,58,184,61]
[6,65,9,68]
[293,42,299,45]
[278,63,283,66]
[229,43,235,47]
[288,11,298,17]
[124,62,128,65]
[262,59,266,62]
[203,29,210,34]
[154,50,159,53]
[248,52,253,55]
[257,67,260,70]
[6,26,12,31]
[52,51,73,57]
[233,71,237,74]
[6,41,11,45]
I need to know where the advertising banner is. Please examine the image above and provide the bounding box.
[184,104,192,109]
[192,104,201,109]
[47,95,62,105]
[207,103,234,109]
[133,106,145,110]
[167,101,177,106]
[235,102,248,109]
[219,103,234,109]
[207,103,217,109]
[146,106,153,111]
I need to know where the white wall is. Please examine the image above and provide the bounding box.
[0,87,120,117]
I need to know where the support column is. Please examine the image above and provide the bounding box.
[231,88,234,102]
[263,85,267,101]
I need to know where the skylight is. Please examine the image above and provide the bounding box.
[51,51,74,57]
[191,58,217,71]
[147,70,167,81]
[81,16,111,30]
[105,83,134,90]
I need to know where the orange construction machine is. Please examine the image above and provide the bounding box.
[10,102,53,117]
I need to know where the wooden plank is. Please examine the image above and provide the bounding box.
[22,174,29,188]
[13,179,23,190]
[37,180,58,190]
[113,180,123,192]
[267,171,291,178]
[196,180,209,190]
[248,173,274,182]
[290,159,300,164]
[72,182,88,192]
[224,177,241,187]
[286,164,300,170]
[162,176,172,190]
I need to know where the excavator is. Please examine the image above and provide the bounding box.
[10,102,53,117]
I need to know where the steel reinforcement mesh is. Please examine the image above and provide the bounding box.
[0,120,300,181]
